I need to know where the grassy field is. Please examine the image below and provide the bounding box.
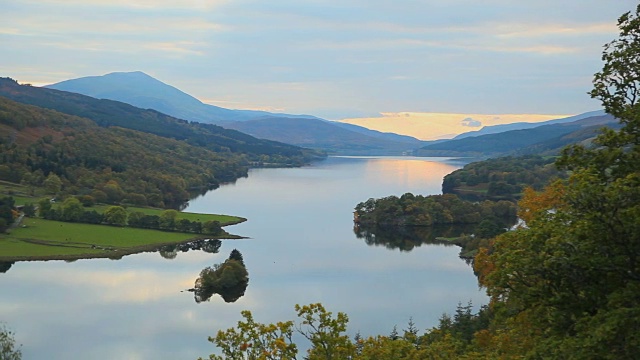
[89,204,244,225]
[0,180,41,206]
[0,181,247,261]
[0,181,244,226]
[0,217,244,261]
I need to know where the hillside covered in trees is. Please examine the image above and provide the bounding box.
[0,77,324,167]
[0,96,275,208]
[442,155,566,201]
[0,79,327,208]
[354,193,516,227]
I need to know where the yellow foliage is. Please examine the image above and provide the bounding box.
[517,180,566,224]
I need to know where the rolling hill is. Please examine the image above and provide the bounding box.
[414,113,618,157]
[222,116,424,155]
[45,71,427,154]
[451,110,606,140]
[46,71,319,123]
[0,77,323,165]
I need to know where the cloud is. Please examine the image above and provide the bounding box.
[339,112,569,140]
[461,117,482,127]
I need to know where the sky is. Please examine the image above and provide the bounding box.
[1,0,635,139]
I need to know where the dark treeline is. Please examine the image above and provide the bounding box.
[441,155,566,201]
[0,196,16,232]
[354,193,516,227]
[36,198,223,235]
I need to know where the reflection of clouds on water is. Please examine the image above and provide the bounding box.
[14,267,195,303]
[1,157,488,359]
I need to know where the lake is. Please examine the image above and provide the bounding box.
[0,156,487,359]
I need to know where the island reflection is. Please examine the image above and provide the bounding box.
[354,223,476,252]
[158,238,222,259]
[189,249,249,303]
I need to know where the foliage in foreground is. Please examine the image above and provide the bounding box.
[472,5,640,358]
[202,302,491,360]
[0,324,21,360]
[203,5,640,359]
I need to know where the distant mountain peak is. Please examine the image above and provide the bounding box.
[45,71,322,124]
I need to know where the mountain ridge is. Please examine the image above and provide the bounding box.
[452,110,605,140]
[46,71,320,124]
[46,71,428,155]
[0,76,323,165]
[415,114,617,157]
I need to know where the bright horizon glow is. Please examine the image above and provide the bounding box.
[338,112,572,140]
[1,1,634,122]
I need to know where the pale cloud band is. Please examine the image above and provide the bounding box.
[338,112,571,141]
[1,1,634,120]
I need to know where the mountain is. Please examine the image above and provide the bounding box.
[222,117,424,155]
[46,71,319,123]
[452,110,605,140]
[415,114,618,157]
[45,71,427,155]
[0,77,323,165]
[329,121,425,146]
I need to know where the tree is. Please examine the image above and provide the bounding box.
[0,324,22,360]
[77,195,95,207]
[203,220,222,235]
[295,303,355,360]
[176,219,193,233]
[22,203,35,217]
[103,206,127,226]
[43,173,62,195]
[0,197,15,232]
[127,211,146,228]
[60,197,83,222]
[102,180,124,204]
[204,304,354,360]
[37,198,52,218]
[159,209,178,231]
[204,310,297,360]
[229,249,244,264]
[477,6,640,358]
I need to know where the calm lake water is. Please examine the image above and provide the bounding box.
[0,156,487,359]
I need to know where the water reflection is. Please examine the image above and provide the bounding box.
[189,249,249,303]
[0,262,14,274]
[158,239,222,260]
[354,223,476,252]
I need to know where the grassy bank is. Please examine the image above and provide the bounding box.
[0,217,245,261]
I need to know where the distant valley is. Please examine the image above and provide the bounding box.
[47,72,427,155]
[34,71,616,158]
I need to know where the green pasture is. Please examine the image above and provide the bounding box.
[89,204,245,225]
[0,217,242,261]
